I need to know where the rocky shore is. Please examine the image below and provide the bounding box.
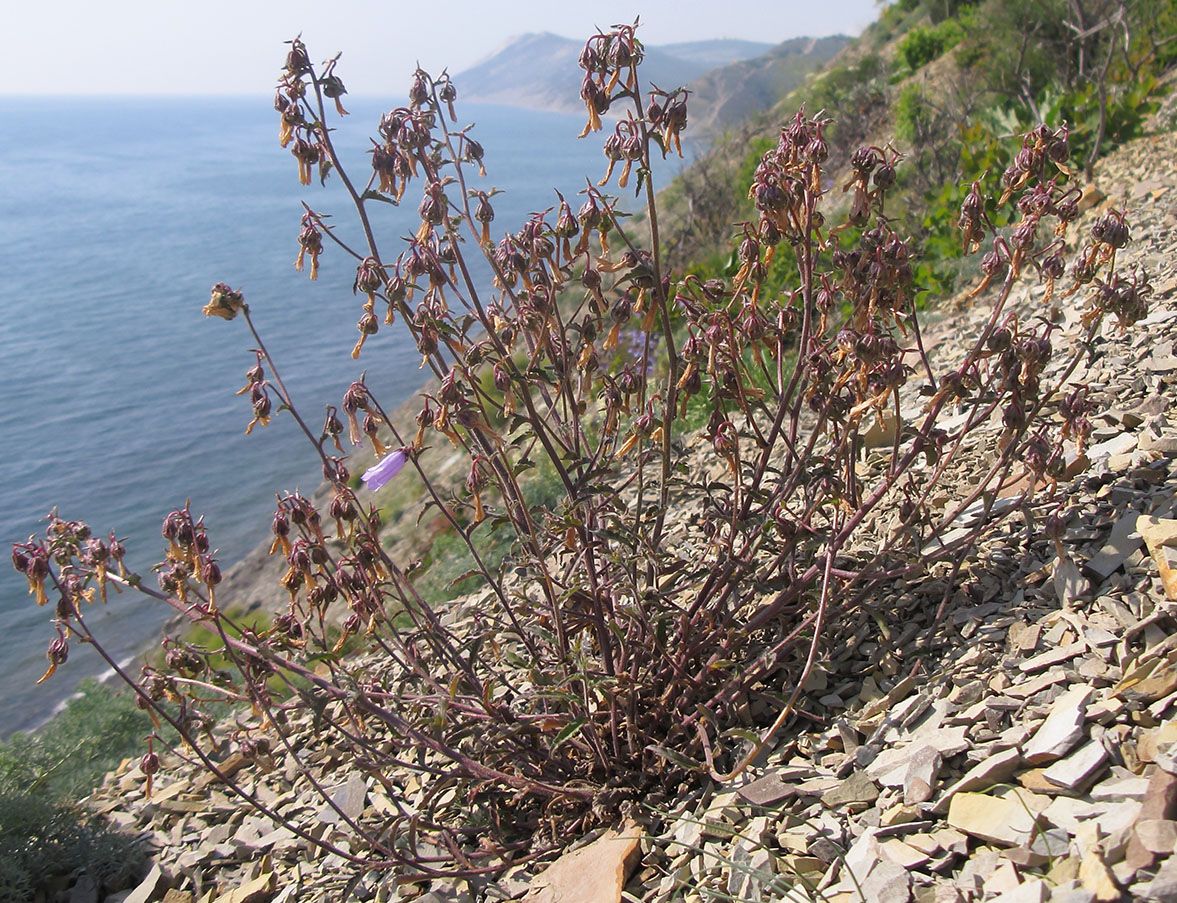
[80,122,1177,903]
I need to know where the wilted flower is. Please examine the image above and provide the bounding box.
[362,447,410,491]
[203,283,245,320]
[38,628,69,684]
[321,74,349,116]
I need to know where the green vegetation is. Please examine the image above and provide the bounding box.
[661,0,1173,297]
[0,680,151,902]
[412,452,567,604]
[8,0,1175,888]
[897,18,965,70]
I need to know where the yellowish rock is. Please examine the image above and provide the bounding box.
[1078,849,1120,902]
[880,803,921,827]
[947,788,1049,846]
[210,872,274,903]
[1138,515,1177,600]
[525,822,644,903]
[1138,721,1177,763]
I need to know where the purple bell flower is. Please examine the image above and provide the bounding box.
[361,447,409,491]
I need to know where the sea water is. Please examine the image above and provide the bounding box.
[0,94,657,735]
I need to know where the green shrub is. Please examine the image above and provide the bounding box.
[927,0,977,23]
[0,679,153,802]
[0,791,146,903]
[899,26,945,70]
[894,83,933,143]
[0,681,150,902]
[898,18,965,70]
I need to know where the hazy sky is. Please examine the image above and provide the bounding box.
[7,0,881,96]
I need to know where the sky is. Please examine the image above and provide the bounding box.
[6,0,882,96]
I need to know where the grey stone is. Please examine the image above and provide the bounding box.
[1084,512,1145,582]
[1042,739,1110,790]
[1022,685,1093,764]
[821,771,879,810]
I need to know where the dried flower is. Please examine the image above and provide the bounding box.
[203,283,245,320]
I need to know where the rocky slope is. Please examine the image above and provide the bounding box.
[82,121,1177,903]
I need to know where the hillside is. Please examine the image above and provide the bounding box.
[655,0,1177,291]
[86,128,1177,902]
[454,32,709,113]
[685,36,849,133]
[455,31,847,135]
[11,4,1177,902]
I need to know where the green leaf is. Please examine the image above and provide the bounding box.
[553,718,586,751]
[360,190,399,206]
[721,727,764,745]
[535,688,582,706]
[448,569,482,587]
[647,744,702,772]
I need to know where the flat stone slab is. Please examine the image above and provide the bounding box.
[1018,643,1087,674]
[1084,513,1144,582]
[735,772,795,807]
[932,748,1023,813]
[1042,739,1109,791]
[947,788,1049,846]
[1023,685,1093,764]
[822,771,880,810]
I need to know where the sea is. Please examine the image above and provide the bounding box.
[0,94,681,737]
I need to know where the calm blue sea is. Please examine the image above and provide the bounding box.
[0,95,665,736]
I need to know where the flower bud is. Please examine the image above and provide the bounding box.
[850,146,877,175]
[355,258,383,294]
[1070,254,1096,285]
[1011,220,1037,251]
[981,250,1007,279]
[439,369,461,404]
[252,388,272,420]
[1091,213,1129,249]
[713,422,738,459]
[357,311,379,336]
[202,558,222,587]
[409,72,428,106]
[140,751,159,777]
[493,362,511,392]
[1002,401,1026,431]
[555,203,579,240]
[987,325,1012,353]
[1048,133,1069,164]
[329,494,358,522]
[465,138,484,168]
[322,74,348,115]
[805,132,829,164]
[738,233,760,265]
[1042,252,1065,280]
[610,293,632,325]
[474,194,494,226]
[577,196,602,231]
[48,634,68,666]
